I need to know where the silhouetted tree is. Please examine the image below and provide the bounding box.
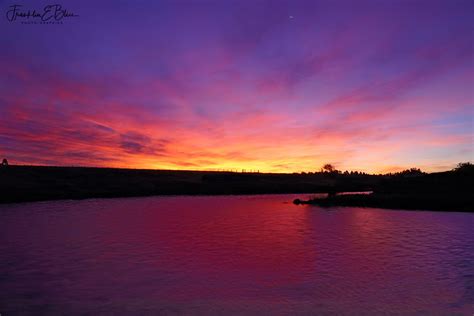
[1,158,7,166]
[322,164,335,173]
[395,168,424,177]
[454,162,473,172]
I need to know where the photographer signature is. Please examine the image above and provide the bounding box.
[6,4,79,22]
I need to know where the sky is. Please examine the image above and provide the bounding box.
[0,0,473,173]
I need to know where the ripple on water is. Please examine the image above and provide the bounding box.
[0,195,473,314]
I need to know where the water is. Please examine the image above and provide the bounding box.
[1,195,473,315]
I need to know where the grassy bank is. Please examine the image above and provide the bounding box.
[295,166,474,212]
[0,165,377,204]
[295,193,473,212]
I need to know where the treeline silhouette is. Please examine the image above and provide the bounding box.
[0,163,472,210]
[298,162,473,212]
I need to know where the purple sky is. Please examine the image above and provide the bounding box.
[1,0,473,172]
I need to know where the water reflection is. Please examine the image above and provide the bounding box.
[0,195,473,314]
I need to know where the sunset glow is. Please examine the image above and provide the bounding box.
[1,0,473,173]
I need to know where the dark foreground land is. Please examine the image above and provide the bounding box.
[0,164,472,212]
[0,165,376,204]
[295,165,474,212]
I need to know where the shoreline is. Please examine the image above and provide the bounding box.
[3,191,472,213]
[294,193,474,212]
[0,191,325,206]
[1,165,472,212]
[0,165,374,204]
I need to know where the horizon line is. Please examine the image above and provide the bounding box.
[4,162,470,176]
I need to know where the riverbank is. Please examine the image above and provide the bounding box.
[294,166,473,212]
[0,165,376,204]
[1,165,472,210]
[294,193,473,212]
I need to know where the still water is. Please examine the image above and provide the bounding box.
[1,195,473,315]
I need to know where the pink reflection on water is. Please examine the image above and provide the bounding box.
[0,195,473,314]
